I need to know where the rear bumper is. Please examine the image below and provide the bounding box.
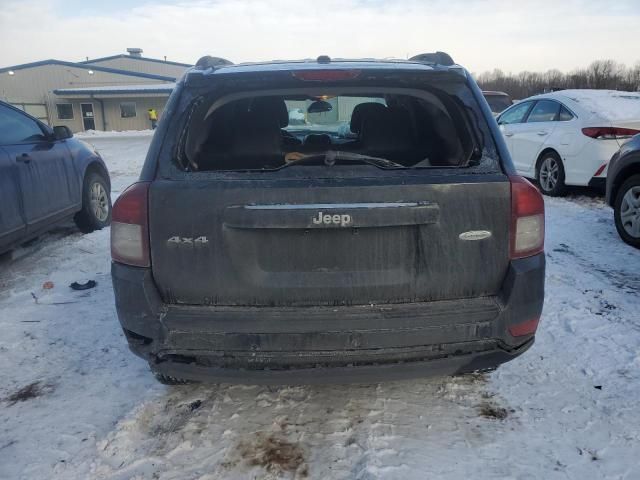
[112,254,545,384]
[588,177,606,191]
[152,339,534,385]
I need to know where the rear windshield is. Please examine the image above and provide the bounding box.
[175,83,498,173]
[484,94,512,114]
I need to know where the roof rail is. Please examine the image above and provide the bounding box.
[195,55,233,69]
[409,51,455,67]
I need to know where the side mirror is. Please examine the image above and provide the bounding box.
[53,125,73,140]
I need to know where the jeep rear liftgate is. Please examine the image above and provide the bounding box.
[111,55,546,384]
[149,172,511,306]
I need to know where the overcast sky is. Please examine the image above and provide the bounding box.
[1,0,638,73]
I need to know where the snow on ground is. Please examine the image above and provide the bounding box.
[76,130,156,139]
[0,133,639,480]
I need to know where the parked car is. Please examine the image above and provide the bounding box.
[497,90,640,196]
[482,91,513,115]
[0,101,111,255]
[111,52,545,385]
[606,134,640,248]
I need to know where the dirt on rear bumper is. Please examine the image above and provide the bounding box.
[112,253,544,384]
[150,339,533,385]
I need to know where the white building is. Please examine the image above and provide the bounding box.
[0,48,189,132]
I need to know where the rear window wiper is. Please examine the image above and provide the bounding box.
[280,150,405,169]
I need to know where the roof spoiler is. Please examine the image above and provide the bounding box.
[195,56,233,69]
[409,51,455,67]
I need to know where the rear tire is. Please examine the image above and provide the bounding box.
[74,171,111,233]
[153,372,196,385]
[536,152,567,196]
[613,174,640,249]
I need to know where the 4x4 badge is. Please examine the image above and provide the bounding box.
[167,236,209,247]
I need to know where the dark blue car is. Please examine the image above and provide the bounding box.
[0,100,111,255]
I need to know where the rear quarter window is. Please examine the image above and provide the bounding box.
[558,106,574,121]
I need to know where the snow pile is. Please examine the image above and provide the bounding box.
[288,108,305,124]
[0,133,639,479]
[76,129,155,139]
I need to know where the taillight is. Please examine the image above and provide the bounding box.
[510,175,545,259]
[292,70,361,82]
[581,127,640,139]
[509,317,540,337]
[111,182,150,267]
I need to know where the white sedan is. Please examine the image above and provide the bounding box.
[497,90,640,195]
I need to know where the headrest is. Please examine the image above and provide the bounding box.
[248,96,289,128]
[304,133,331,148]
[231,108,283,158]
[360,107,413,153]
[350,102,387,134]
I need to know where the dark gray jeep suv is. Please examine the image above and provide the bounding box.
[111,52,545,384]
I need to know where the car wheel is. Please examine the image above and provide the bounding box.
[74,171,112,233]
[613,174,640,249]
[536,152,567,196]
[153,373,196,385]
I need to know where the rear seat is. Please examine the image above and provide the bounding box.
[350,102,388,137]
[197,97,425,169]
[197,97,289,170]
[358,105,418,165]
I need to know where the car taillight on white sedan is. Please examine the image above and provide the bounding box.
[582,127,640,140]
[111,182,151,267]
[509,175,545,259]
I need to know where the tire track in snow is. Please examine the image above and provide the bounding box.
[79,376,512,480]
[6,136,639,479]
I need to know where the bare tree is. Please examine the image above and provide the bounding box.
[476,59,640,98]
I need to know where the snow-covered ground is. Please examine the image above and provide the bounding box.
[1,132,639,480]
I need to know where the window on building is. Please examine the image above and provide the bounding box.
[56,103,74,120]
[120,102,137,118]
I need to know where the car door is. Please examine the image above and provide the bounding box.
[498,101,535,174]
[511,99,562,175]
[549,103,579,155]
[0,104,79,233]
[0,147,25,252]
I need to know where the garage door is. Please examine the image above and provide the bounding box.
[11,103,49,125]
